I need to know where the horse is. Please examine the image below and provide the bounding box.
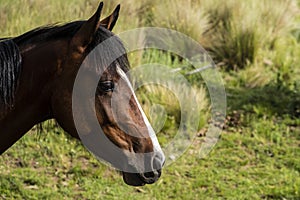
[0,2,165,186]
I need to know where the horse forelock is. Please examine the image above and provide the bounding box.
[0,39,22,108]
[86,26,130,74]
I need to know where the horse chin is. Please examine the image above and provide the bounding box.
[122,172,146,186]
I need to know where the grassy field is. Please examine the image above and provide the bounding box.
[1,0,300,199]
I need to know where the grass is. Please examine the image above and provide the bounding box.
[1,117,299,199]
[1,0,300,199]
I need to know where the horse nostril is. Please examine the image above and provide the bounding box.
[155,169,162,178]
[137,152,164,184]
[143,171,156,179]
[139,169,160,184]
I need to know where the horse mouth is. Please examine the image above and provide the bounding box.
[122,170,162,186]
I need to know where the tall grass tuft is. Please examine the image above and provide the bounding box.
[151,0,210,44]
[125,0,299,71]
[202,0,298,70]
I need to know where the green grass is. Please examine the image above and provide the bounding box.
[1,116,299,199]
[1,0,300,199]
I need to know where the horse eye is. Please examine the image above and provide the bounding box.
[98,81,114,93]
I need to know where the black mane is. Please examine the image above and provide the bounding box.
[13,21,84,46]
[13,21,129,73]
[0,20,129,107]
[0,40,22,107]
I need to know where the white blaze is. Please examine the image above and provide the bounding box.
[116,65,165,162]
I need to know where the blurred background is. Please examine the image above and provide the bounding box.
[0,0,299,199]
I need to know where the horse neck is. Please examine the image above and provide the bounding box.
[0,39,67,154]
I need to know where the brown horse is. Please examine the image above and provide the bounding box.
[0,2,165,186]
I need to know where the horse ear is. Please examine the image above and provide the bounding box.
[100,5,120,31]
[71,2,103,51]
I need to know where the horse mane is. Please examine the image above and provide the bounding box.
[0,39,22,107]
[13,21,130,73]
[13,21,83,46]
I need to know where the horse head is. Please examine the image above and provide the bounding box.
[49,2,165,186]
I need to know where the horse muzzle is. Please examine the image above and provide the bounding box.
[122,169,162,186]
[122,152,165,186]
